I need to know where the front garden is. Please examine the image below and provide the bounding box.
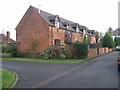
[2,41,89,63]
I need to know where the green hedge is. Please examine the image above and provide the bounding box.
[73,42,88,58]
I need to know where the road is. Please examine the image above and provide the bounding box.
[2,52,119,88]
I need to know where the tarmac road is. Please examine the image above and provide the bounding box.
[2,52,119,88]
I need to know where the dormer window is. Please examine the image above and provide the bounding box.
[76,25,79,33]
[71,23,80,33]
[55,16,60,28]
[62,22,69,29]
[66,24,69,29]
[48,15,60,29]
[55,21,59,28]
[91,32,94,35]
[83,30,86,35]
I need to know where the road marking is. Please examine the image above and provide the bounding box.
[31,64,82,88]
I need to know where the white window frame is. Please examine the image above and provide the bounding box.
[76,26,79,33]
[83,30,86,35]
[66,25,69,29]
[55,21,59,28]
[68,31,72,37]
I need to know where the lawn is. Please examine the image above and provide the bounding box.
[2,58,85,63]
[1,69,16,90]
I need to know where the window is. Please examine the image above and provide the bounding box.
[68,31,72,37]
[91,32,94,35]
[54,39,61,45]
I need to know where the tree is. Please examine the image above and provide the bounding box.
[2,43,18,57]
[114,37,120,46]
[99,32,104,42]
[108,27,113,35]
[102,32,114,48]
[83,35,87,43]
[95,31,100,43]
[9,43,18,57]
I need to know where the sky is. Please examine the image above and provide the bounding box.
[0,0,119,40]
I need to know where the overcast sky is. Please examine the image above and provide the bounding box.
[0,0,119,40]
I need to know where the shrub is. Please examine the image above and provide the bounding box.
[60,45,70,59]
[2,44,20,57]
[9,43,18,57]
[40,47,57,60]
[2,53,11,58]
[73,41,88,58]
[2,46,9,53]
[39,45,71,59]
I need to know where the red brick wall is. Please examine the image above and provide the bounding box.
[16,7,49,53]
[109,48,113,52]
[104,48,109,53]
[72,32,84,42]
[90,36,96,44]
[88,47,112,58]
[88,48,97,58]
[98,48,104,55]
[49,26,65,45]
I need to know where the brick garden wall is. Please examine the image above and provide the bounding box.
[88,47,112,58]
[46,45,113,59]
[66,45,112,58]
[88,48,97,58]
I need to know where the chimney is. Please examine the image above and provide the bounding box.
[38,4,41,13]
[6,31,10,43]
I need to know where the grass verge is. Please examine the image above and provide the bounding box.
[2,58,84,63]
[1,69,16,90]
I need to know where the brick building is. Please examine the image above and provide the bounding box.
[113,28,120,37]
[0,31,15,46]
[16,6,96,54]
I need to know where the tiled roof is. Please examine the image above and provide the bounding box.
[113,28,120,36]
[31,6,90,33]
[87,30,95,35]
[0,34,15,43]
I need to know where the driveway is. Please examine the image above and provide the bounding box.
[2,52,119,88]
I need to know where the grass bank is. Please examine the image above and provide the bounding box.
[2,58,85,63]
[1,69,16,90]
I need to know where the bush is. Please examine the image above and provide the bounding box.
[2,46,9,53]
[2,44,21,57]
[73,41,88,58]
[40,47,57,60]
[60,45,70,59]
[2,53,11,58]
[9,43,18,57]
[39,45,71,59]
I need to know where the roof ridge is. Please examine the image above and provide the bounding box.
[29,5,89,32]
[30,5,83,25]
